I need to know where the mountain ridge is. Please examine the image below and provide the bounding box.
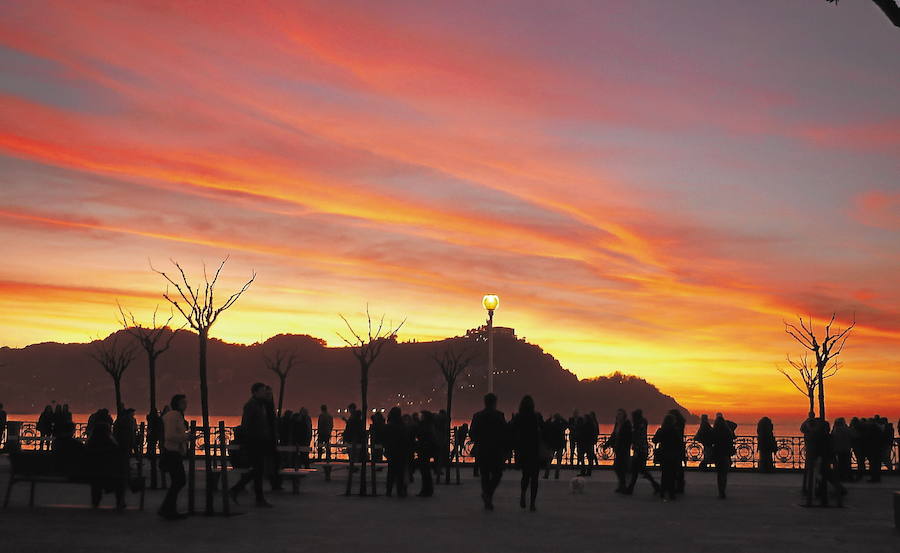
[0,329,696,423]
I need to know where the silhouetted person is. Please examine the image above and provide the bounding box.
[626,409,659,494]
[342,403,364,463]
[453,423,469,463]
[653,414,680,501]
[694,414,712,470]
[606,408,632,493]
[434,409,450,479]
[293,407,313,468]
[0,403,7,449]
[52,421,86,478]
[757,417,777,473]
[280,409,294,445]
[800,410,817,493]
[370,411,386,463]
[317,405,333,461]
[384,407,412,497]
[710,413,735,499]
[113,407,137,456]
[669,409,687,493]
[37,405,54,450]
[86,421,126,509]
[230,382,275,508]
[880,416,894,473]
[849,417,865,480]
[262,385,281,490]
[415,411,438,497]
[146,407,162,464]
[805,417,844,507]
[862,416,882,482]
[470,393,507,510]
[543,414,566,479]
[159,394,188,520]
[511,395,543,511]
[831,417,852,481]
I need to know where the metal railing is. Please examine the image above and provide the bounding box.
[5,421,898,471]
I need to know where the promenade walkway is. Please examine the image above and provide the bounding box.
[1,459,897,553]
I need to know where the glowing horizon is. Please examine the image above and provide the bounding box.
[1,1,898,421]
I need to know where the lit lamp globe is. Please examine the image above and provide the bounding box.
[482,294,499,312]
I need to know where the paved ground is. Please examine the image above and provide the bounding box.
[1,461,897,553]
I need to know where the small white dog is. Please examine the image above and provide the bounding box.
[569,475,586,494]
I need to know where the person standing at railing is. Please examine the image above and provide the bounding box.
[371,411,386,464]
[470,393,507,511]
[831,418,853,481]
[543,414,566,480]
[626,409,659,495]
[229,382,275,508]
[317,405,333,462]
[709,413,736,499]
[294,407,313,468]
[605,409,632,494]
[0,402,6,450]
[342,403,364,463]
[757,417,777,473]
[159,394,188,520]
[37,405,54,450]
[694,414,713,470]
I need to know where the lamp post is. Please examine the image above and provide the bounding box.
[482,294,499,394]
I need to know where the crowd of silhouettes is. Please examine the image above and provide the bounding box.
[4,392,899,520]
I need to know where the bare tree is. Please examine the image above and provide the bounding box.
[777,353,840,415]
[432,342,475,483]
[91,333,137,412]
[153,257,255,515]
[263,349,296,418]
[337,306,405,496]
[826,0,900,28]
[117,303,180,414]
[784,313,854,419]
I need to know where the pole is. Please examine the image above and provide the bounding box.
[487,310,494,394]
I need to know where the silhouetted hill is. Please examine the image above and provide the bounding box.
[0,330,695,423]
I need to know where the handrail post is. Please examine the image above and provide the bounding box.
[188,420,196,515]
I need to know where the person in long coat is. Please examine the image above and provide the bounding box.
[511,395,543,511]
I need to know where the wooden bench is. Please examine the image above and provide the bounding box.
[3,446,145,510]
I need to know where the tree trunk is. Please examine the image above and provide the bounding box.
[816,359,826,419]
[198,328,214,514]
[114,377,122,413]
[807,390,815,416]
[359,363,368,496]
[148,353,157,413]
[445,384,453,484]
[277,375,286,419]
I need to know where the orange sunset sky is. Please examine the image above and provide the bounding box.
[0,1,897,420]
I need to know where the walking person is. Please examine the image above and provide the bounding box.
[158,394,188,520]
[653,414,680,502]
[625,409,659,494]
[229,382,275,508]
[606,408,632,493]
[384,407,412,498]
[669,409,687,493]
[757,417,777,473]
[470,393,507,510]
[415,411,438,497]
[710,413,736,499]
[511,395,543,511]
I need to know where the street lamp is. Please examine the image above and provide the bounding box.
[482,294,499,393]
